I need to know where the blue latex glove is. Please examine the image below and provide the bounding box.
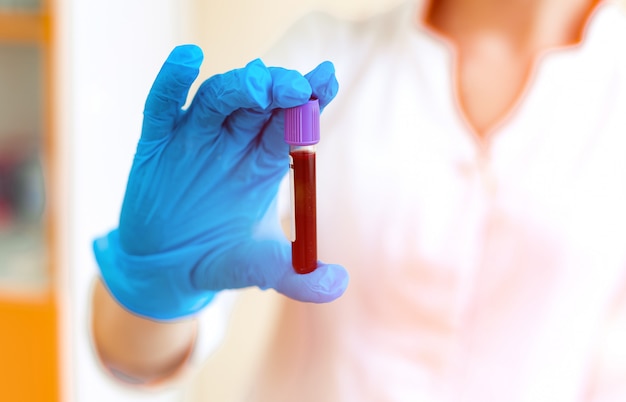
[93,44,349,321]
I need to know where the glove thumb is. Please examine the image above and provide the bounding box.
[192,240,349,303]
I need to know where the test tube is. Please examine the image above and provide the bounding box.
[284,99,320,274]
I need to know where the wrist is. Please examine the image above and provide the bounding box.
[91,279,198,384]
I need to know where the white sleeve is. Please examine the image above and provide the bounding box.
[585,281,626,401]
[188,290,239,366]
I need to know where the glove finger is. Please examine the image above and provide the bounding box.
[186,59,273,133]
[268,67,313,109]
[141,45,203,142]
[226,67,312,152]
[274,263,349,303]
[304,60,339,111]
[259,61,339,160]
[193,240,349,303]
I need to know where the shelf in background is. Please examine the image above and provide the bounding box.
[0,1,60,401]
[0,11,49,42]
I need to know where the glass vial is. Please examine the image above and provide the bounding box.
[284,99,320,274]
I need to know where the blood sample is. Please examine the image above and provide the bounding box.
[284,99,320,274]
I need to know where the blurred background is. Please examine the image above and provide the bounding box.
[1,0,625,401]
[0,0,403,401]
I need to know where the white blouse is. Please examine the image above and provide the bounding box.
[198,1,626,401]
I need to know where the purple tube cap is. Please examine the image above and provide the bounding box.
[284,99,320,145]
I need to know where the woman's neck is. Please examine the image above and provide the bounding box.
[425,0,600,51]
[420,0,600,137]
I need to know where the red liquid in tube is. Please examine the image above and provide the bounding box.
[290,149,317,274]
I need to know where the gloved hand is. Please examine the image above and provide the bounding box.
[93,44,349,321]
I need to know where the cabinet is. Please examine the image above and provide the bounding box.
[0,0,60,401]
